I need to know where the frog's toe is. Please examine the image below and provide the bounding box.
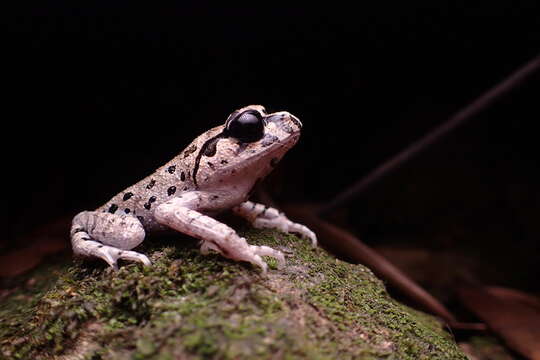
[200,240,218,255]
[96,246,151,269]
[117,250,152,267]
[249,254,269,274]
[254,217,317,247]
[250,245,285,268]
[97,249,119,270]
[297,226,318,247]
[202,242,269,273]
[284,222,317,246]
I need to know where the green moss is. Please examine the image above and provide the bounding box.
[0,228,466,359]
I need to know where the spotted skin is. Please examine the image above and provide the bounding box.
[70,105,316,272]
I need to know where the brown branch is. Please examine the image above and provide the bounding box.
[319,53,540,216]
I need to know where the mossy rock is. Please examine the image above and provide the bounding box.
[0,227,466,359]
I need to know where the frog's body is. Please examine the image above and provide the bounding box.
[70,105,316,272]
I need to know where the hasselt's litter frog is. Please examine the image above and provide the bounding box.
[71,105,316,272]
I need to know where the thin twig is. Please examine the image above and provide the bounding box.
[319,53,540,216]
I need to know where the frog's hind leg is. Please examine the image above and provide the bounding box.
[70,211,151,270]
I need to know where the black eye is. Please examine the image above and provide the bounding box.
[225,110,265,143]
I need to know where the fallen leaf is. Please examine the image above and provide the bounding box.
[0,217,70,278]
[457,285,540,360]
[459,337,515,360]
[487,286,540,312]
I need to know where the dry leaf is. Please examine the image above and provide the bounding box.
[458,285,540,360]
[0,217,70,278]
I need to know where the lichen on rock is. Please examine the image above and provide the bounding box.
[0,227,466,359]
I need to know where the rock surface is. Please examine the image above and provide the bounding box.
[0,227,466,359]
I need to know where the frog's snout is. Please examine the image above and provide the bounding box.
[290,114,302,129]
[265,111,302,131]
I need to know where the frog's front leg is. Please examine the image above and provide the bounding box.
[154,193,285,273]
[232,201,317,246]
[70,211,151,270]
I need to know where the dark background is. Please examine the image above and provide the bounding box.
[4,2,540,291]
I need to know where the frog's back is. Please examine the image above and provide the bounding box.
[94,132,209,232]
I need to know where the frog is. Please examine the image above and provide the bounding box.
[70,105,317,273]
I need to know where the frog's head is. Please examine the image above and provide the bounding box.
[193,105,302,189]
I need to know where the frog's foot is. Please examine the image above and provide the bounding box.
[71,211,151,270]
[200,239,285,273]
[233,201,318,246]
[155,196,284,273]
[79,243,151,271]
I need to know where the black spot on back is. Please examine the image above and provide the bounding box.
[203,138,220,157]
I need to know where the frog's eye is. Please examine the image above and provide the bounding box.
[225,110,265,143]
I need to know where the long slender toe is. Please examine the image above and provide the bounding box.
[254,257,268,273]
[120,250,152,266]
[251,245,286,268]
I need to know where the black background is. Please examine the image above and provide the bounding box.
[4,2,540,289]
